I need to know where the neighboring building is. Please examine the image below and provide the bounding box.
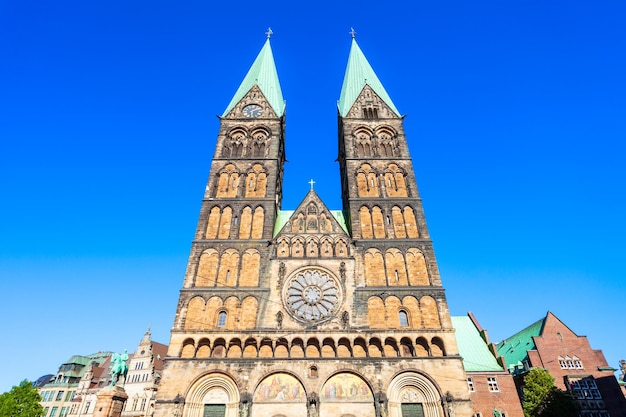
[38,351,113,417]
[154,34,474,417]
[122,328,168,417]
[452,314,523,417]
[496,312,626,417]
[38,329,167,417]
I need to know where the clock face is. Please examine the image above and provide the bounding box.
[283,268,342,324]
[242,104,263,118]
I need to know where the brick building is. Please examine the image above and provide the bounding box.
[153,34,476,417]
[452,315,523,417]
[496,312,626,417]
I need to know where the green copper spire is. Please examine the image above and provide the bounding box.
[223,36,285,117]
[338,37,400,117]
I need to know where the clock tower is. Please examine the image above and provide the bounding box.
[154,34,473,417]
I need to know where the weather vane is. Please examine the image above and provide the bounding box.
[309,179,316,190]
[265,27,273,39]
[349,27,357,38]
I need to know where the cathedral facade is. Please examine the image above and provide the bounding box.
[154,35,473,417]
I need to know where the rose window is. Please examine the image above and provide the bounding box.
[284,269,341,323]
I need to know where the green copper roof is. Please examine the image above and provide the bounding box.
[223,38,285,117]
[273,209,348,237]
[338,38,400,117]
[452,316,504,372]
[496,317,544,370]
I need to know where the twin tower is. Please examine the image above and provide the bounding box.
[154,36,473,417]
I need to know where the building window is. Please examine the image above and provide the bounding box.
[59,407,68,417]
[217,311,227,327]
[487,377,499,392]
[48,391,55,402]
[399,310,409,327]
[573,356,583,369]
[56,391,64,401]
[49,407,58,417]
[41,391,49,402]
[310,366,318,378]
[43,407,49,417]
[467,377,475,392]
[140,398,147,410]
[83,402,91,414]
[473,413,482,417]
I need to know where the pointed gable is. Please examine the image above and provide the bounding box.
[223,38,285,117]
[338,38,400,117]
[274,190,349,238]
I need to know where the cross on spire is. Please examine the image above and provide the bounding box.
[265,27,273,38]
[309,179,316,190]
[349,27,357,38]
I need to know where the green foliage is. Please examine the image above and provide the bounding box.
[522,368,555,417]
[521,368,578,417]
[0,380,44,417]
[537,388,579,417]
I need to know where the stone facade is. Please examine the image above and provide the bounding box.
[153,38,474,417]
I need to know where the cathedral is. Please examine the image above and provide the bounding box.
[153,34,474,417]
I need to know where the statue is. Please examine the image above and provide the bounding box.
[276,311,283,329]
[109,349,129,386]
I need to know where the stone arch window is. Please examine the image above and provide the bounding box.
[223,128,247,158]
[399,310,409,327]
[245,164,267,198]
[353,127,374,157]
[431,337,446,356]
[362,106,378,119]
[376,126,397,157]
[356,164,380,197]
[250,128,270,158]
[310,365,318,378]
[215,164,240,198]
[180,338,196,358]
[384,163,408,197]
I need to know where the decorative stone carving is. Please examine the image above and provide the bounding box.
[283,269,342,324]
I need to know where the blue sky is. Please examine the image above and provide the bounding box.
[1,0,625,392]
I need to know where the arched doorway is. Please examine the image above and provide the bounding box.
[387,372,444,417]
[183,373,239,417]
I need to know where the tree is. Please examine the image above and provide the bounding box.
[521,368,578,417]
[0,380,44,417]
[538,388,579,417]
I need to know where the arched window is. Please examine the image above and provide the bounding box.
[217,311,227,327]
[399,310,409,327]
